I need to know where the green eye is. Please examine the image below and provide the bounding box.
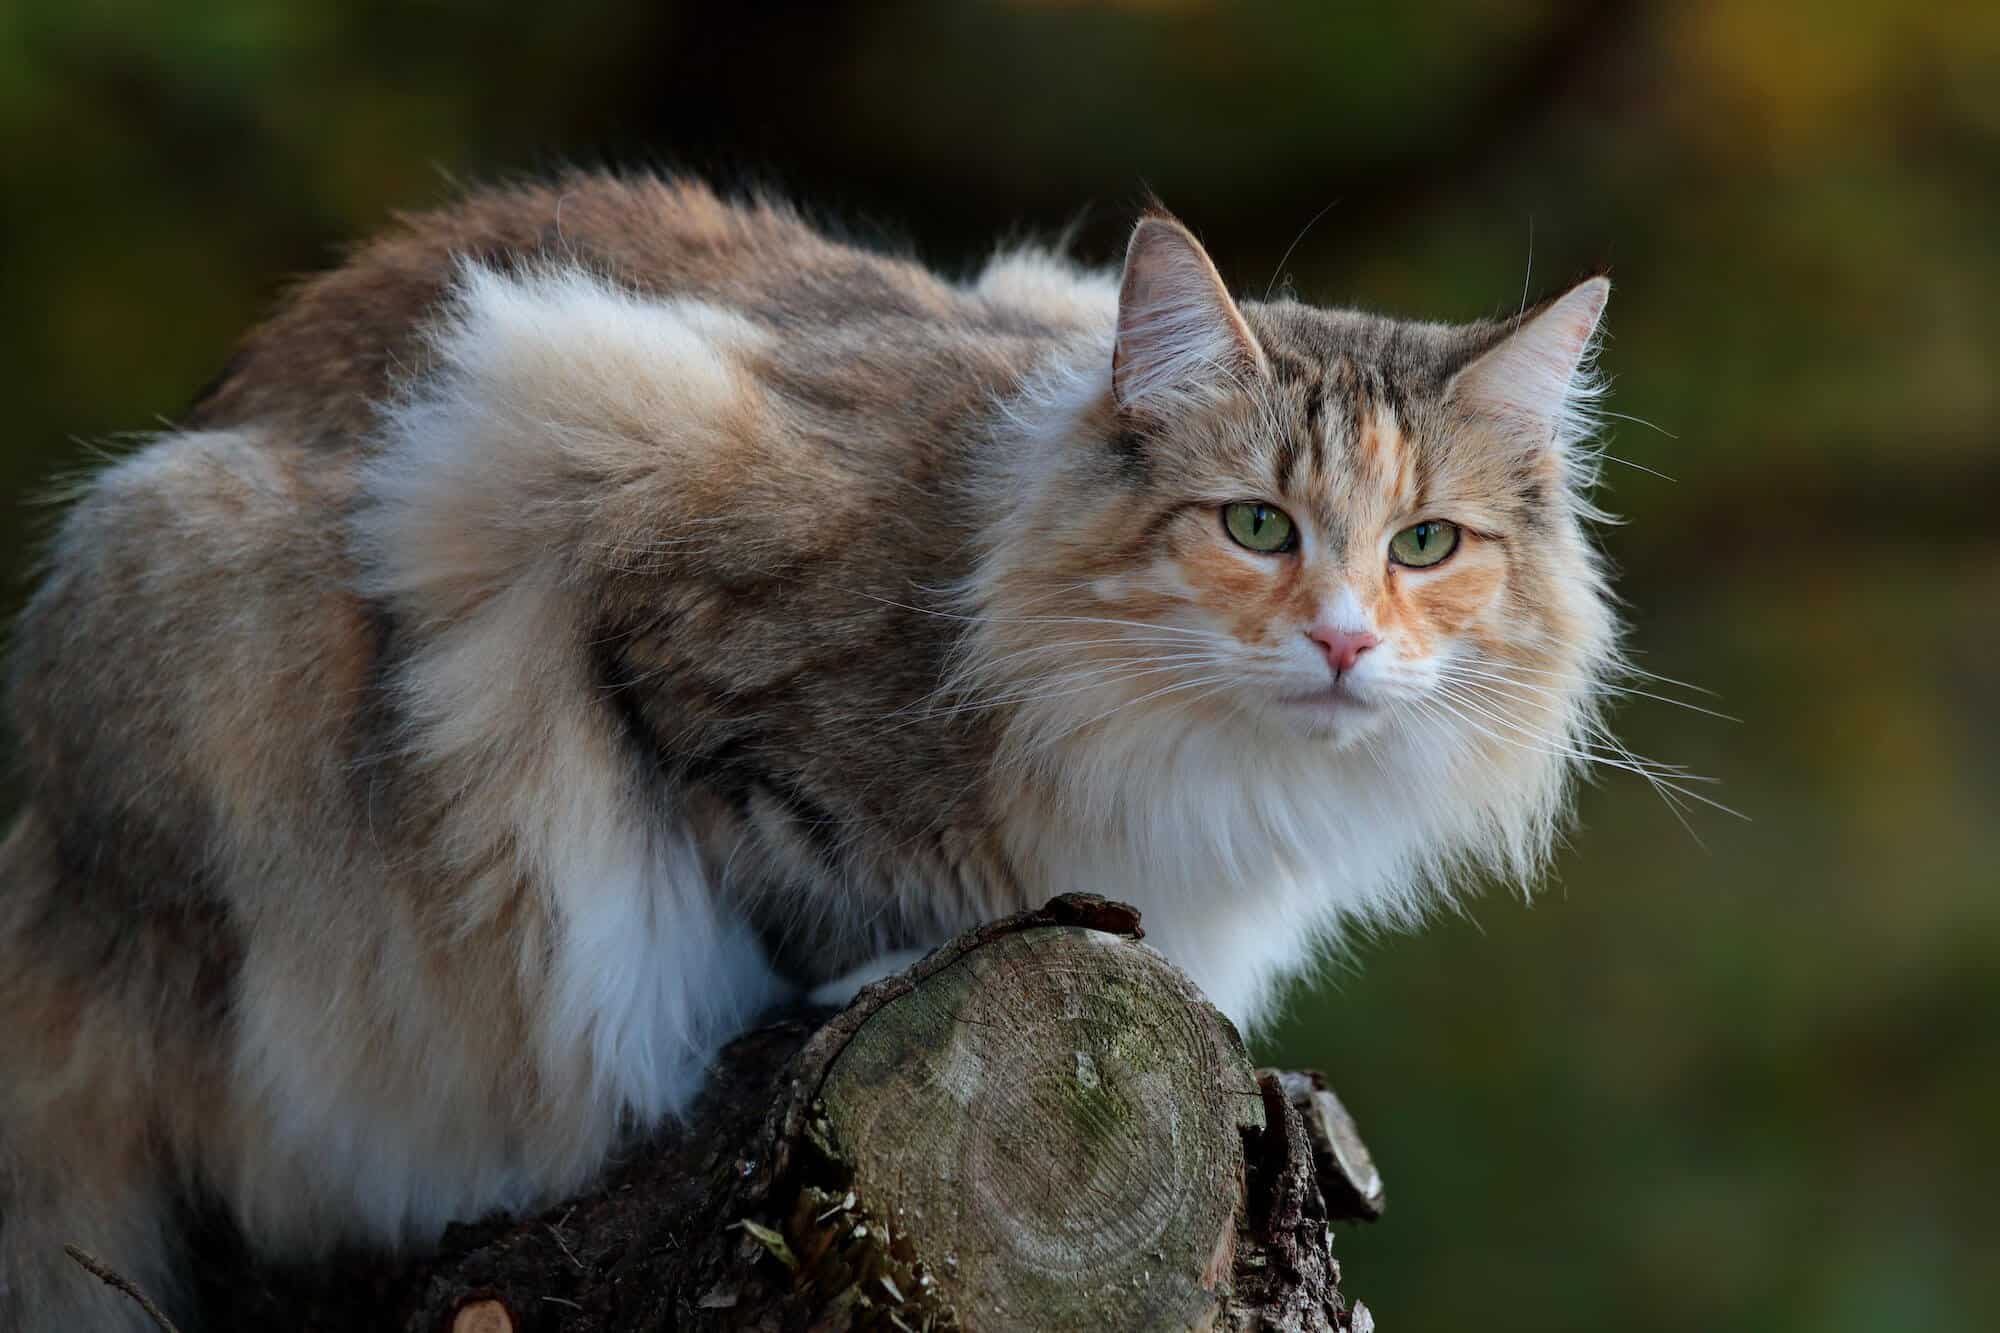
[1389,520,1460,568]
[1223,502,1296,553]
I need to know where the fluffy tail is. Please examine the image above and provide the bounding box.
[0,811,199,1331]
[0,1126,186,1331]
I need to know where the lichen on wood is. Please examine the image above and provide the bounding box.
[808,923,1266,1328]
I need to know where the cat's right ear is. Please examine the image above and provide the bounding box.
[1112,214,1263,421]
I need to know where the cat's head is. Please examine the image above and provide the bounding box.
[966,211,1619,875]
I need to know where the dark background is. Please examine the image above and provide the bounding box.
[4,3,1996,1328]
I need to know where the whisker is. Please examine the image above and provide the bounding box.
[1263,197,1342,302]
[1593,452,1678,482]
[912,656,1232,722]
[1442,662,1740,723]
[1431,682,1712,780]
[1419,687,1740,826]
[1464,657,1723,700]
[1005,671,1244,765]
[1416,694,1724,842]
[962,636,1242,674]
[1597,409,1679,440]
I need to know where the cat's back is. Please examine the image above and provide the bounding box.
[189,171,1095,448]
[11,172,1107,902]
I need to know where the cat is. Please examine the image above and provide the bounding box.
[0,171,1618,1328]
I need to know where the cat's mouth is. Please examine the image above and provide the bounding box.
[1275,681,1383,729]
[1281,681,1374,709]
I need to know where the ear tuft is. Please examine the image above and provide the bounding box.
[1112,215,1262,419]
[1451,276,1610,452]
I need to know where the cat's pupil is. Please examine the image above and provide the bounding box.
[1413,523,1431,548]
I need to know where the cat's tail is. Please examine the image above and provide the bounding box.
[0,1124,187,1332]
[0,810,198,1332]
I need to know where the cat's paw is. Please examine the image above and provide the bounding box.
[807,948,930,1009]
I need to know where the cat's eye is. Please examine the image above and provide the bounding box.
[1223,502,1295,553]
[1389,520,1460,568]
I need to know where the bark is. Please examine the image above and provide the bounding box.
[190,896,1381,1331]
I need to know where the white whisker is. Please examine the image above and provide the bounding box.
[1444,661,1739,723]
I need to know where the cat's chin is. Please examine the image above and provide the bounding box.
[1264,685,1389,748]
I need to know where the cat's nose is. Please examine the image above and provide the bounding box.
[1306,626,1379,675]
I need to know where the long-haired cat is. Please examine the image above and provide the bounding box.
[1,172,1617,1328]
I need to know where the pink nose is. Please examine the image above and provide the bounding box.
[1306,627,1380,675]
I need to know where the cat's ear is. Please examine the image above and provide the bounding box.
[1450,276,1610,450]
[1112,214,1263,420]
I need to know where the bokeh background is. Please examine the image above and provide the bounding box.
[4,2,1995,1328]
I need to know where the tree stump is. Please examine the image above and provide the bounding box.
[192,896,1377,1330]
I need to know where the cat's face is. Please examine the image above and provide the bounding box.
[1086,299,1605,751]
[971,216,1614,782]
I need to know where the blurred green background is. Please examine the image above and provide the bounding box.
[3,2,1995,1328]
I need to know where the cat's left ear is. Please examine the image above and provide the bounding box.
[1112,214,1264,420]
[1449,276,1610,451]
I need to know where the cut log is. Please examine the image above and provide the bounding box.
[194,895,1378,1330]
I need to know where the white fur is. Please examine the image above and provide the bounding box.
[264,262,790,1249]
[961,304,1607,1032]
[359,263,786,1125]
[976,248,1120,326]
[807,947,932,1008]
[987,687,1543,1029]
